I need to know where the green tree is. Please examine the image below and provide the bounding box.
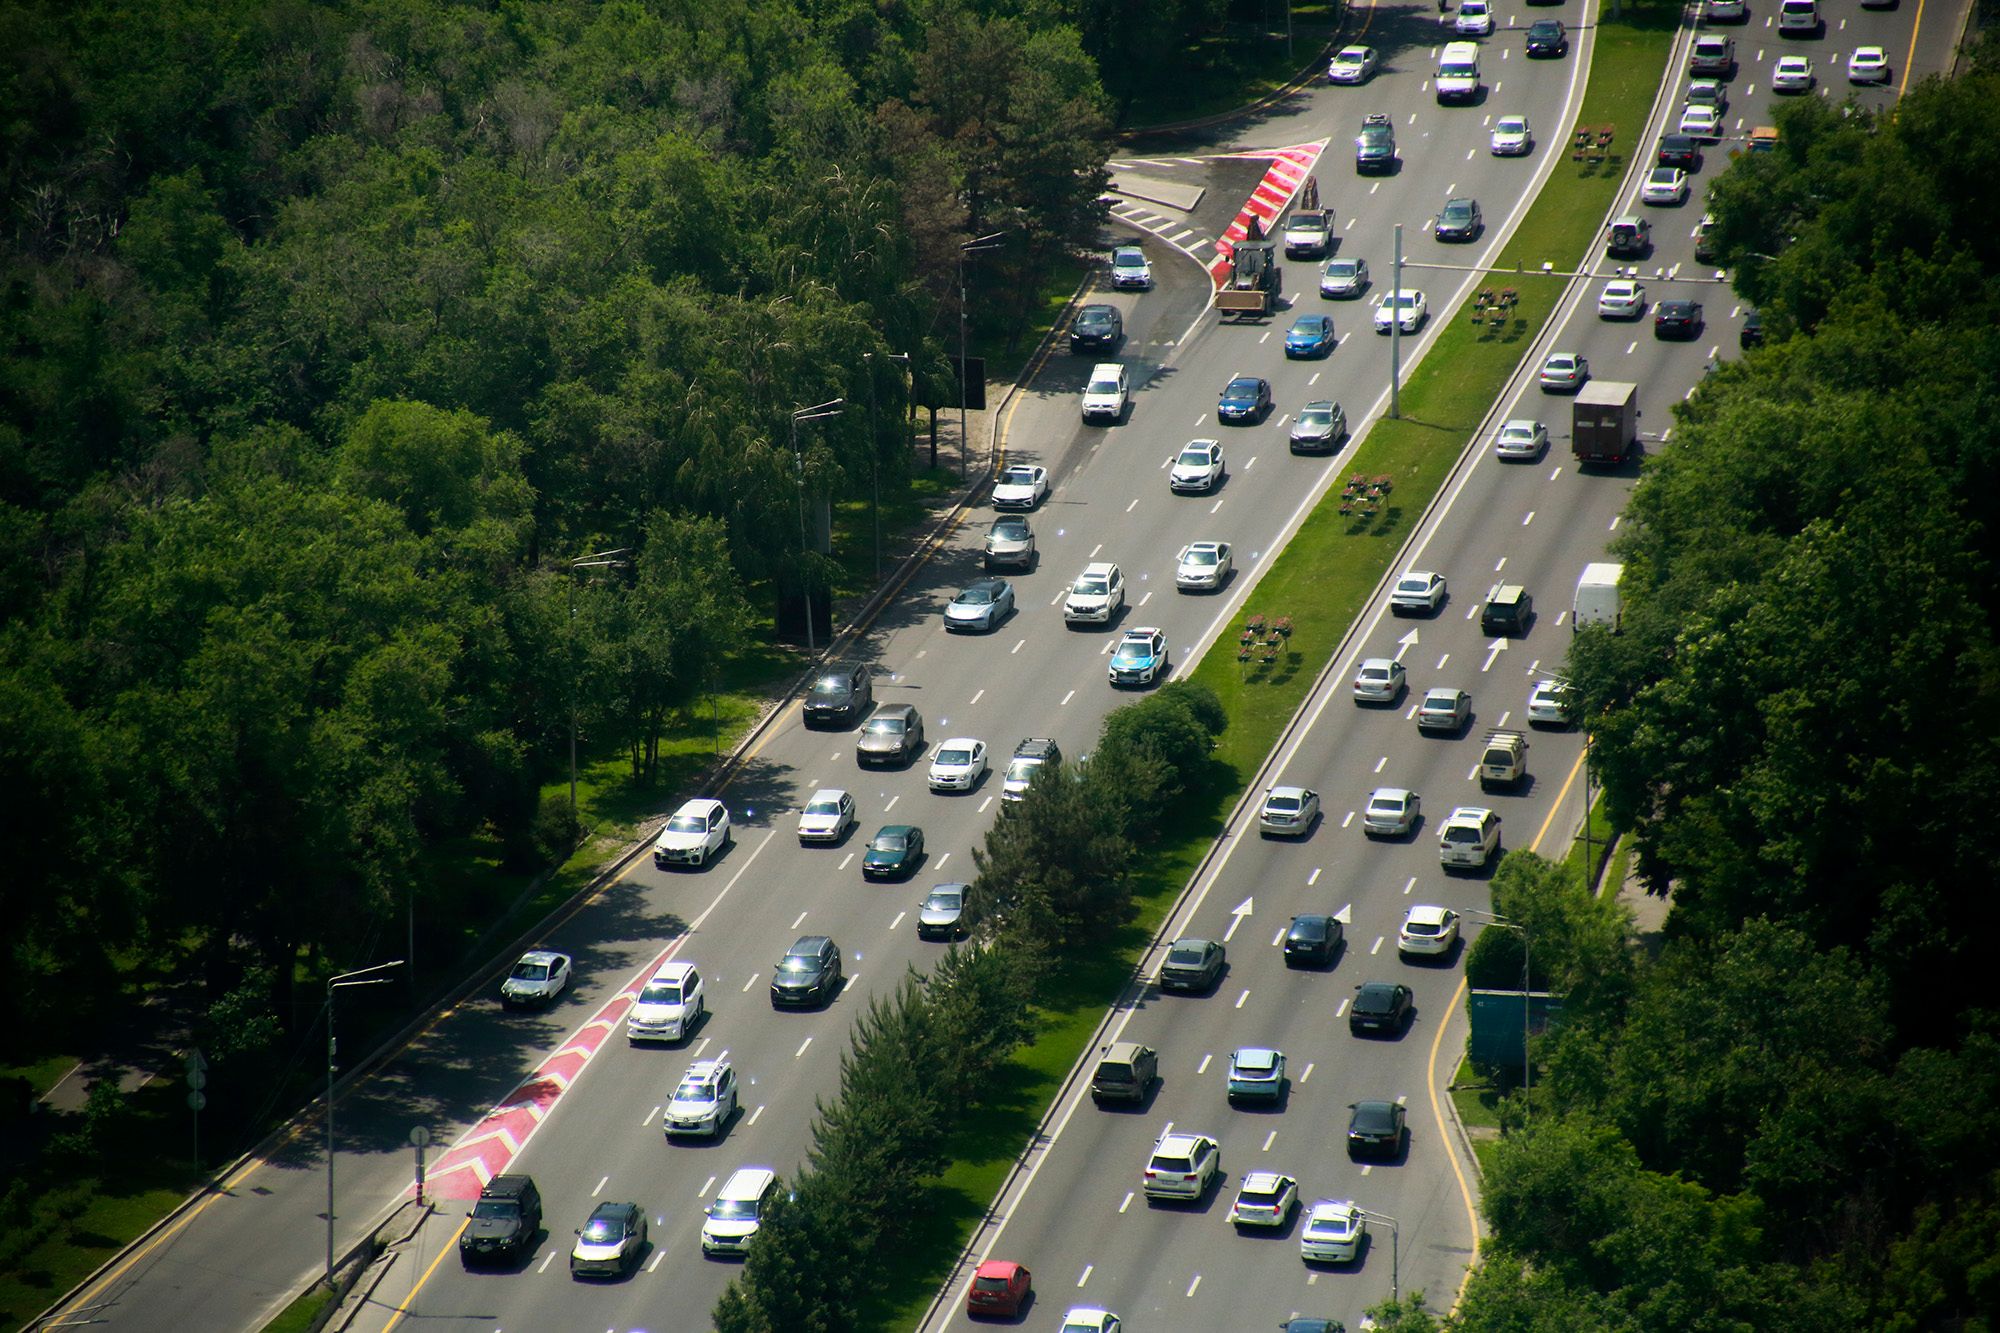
[1092,679,1226,834]
[970,755,1134,950]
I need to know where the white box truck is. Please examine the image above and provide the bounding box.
[1574,562,1624,630]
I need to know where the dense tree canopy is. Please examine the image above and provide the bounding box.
[1464,62,2000,1331]
[0,0,1124,1045]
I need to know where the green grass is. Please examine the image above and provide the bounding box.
[1119,7,1342,128]
[0,1054,78,1099]
[1450,1054,1509,1130]
[1559,795,1619,895]
[261,1281,337,1333]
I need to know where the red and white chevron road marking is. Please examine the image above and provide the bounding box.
[1207,141,1329,284]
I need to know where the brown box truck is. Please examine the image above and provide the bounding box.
[1572,381,1638,464]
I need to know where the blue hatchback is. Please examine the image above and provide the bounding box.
[1284,314,1337,358]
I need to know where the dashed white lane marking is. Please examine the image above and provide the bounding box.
[747,1104,765,1126]
[1262,1130,1277,1151]
[1079,1263,1095,1285]
[593,1175,608,1195]
[1187,1274,1203,1298]
[1308,867,1322,885]
[890,911,906,931]
[792,909,810,928]
[1198,1053,1213,1074]
[837,854,854,872]
[884,795,899,812]
[795,1037,813,1059]
[1371,936,1385,955]
[1234,988,1250,1009]
[741,973,759,992]
[1300,1062,1315,1083]
[1118,1192,1134,1214]
[1061,689,1076,706]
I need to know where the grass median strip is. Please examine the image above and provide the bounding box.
[866,9,1678,1327]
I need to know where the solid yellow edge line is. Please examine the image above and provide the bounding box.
[1430,740,1590,1313]
[380,1216,470,1333]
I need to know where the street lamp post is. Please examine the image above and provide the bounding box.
[325,959,405,1285]
[1390,221,1404,419]
[567,549,630,814]
[790,399,845,656]
[1468,909,1533,1112]
[958,231,1007,479]
[1359,1208,1401,1302]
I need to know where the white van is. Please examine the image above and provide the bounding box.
[1778,0,1818,32]
[1436,41,1482,103]
[702,1166,779,1256]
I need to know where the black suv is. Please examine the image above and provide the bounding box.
[803,662,872,728]
[770,935,842,1008]
[1481,584,1534,636]
[460,1173,542,1266]
[1069,303,1123,354]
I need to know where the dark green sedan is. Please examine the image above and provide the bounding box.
[862,825,925,880]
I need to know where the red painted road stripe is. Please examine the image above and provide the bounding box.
[1209,141,1329,284]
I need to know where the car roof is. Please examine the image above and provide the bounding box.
[807,787,849,802]
[975,1258,1024,1278]
[937,737,981,750]
[1241,1170,1292,1190]
[719,1165,778,1194]
[1184,540,1225,554]
[790,934,832,952]
[1407,904,1455,925]
[485,1173,535,1196]
[650,959,697,983]
[519,949,565,966]
[1309,1198,1359,1216]
[1156,1130,1213,1151]
[1370,786,1414,802]
[874,824,916,837]
[674,797,725,817]
[1446,805,1496,823]
[1267,785,1311,799]
[1122,625,1164,639]
[1015,736,1058,755]
[1080,561,1118,577]
[1170,936,1216,950]
[1234,1047,1281,1066]
[875,702,918,720]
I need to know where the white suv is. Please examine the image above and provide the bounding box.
[663,1058,737,1138]
[1438,806,1502,868]
[627,960,704,1042]
[1143,1131,1221,1201]
[1080,363,1128,423]
[1064,562,1126,625]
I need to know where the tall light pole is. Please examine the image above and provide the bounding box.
[567,548,629,815]
[1359,1208,1401,1302]
[1390,221,1405,419]
[864,353,912,583]
[325,959,404,1285]
[790,399,845,656]
[958,231,1008,479]
[1468,909,1532,1112]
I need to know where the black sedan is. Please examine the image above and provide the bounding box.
[861,825,925,879]
[1069,303,1123,353]
[1525,18,1568,55]
[1654,299,1705,339]
[1217,376,1272,423]
[1349,981,1414,1035]
[1284,914,1344,968]
[1347,1099,1408,1160]
[1656,134,1701,170]
[1158,937,1226,992]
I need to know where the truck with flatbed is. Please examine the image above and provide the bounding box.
[1215,239,1279,319]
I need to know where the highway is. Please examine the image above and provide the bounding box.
[48,0,1959,1328]
[912,1,1955,1331]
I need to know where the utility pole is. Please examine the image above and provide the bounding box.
[325,960,404,1286]
[790,399,845,656]
[958,231,1008,480]
[566,549,629,815]
[1390,222,1405,419]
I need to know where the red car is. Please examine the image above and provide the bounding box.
[966,1259,1032,1317]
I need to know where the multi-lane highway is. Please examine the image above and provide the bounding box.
[52,0,1961,1328]
[911,2,1958,1330]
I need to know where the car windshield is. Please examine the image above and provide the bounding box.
[1267,795,1302,812]
[1087,375,1119,394]
[1078,309,1112,327]
[1114,249,1143,266]
[1074,576,1108,595]
[1336,51,1361,64]
[1361,667,1389,681]
[1185,548,1217,566]
[1236,1053,1278,1073]
[1354,1105,1396,1130]
[1225,380,1258,397]
[810,675,850,698]
[1006,758,1040,781]
[511,961,550,981]
[956,588,994,605]
[992,519,1027,538]
[865,717,905,735]
[1390,292,1418,309]
[641,980,685,1004]
[1177,448,1211,464]
[805,796,842,815]
[1442,57,1476,74]
[710,1197,761,1221]
[1000,467,1036,486]
[936,747,972,765]
[674,1079,715,1104]
[581,1216,622,1242]
[666,813,706,833]
[926,890,963,910]
[1445,202,1471,219]
[471,1199,519,1220]
[871,833,908,851]
[1501,118,1527,132]
[779,954,819,974]
[1398,577,1428,592]
[1406,921,1443,937]
[1370,794,1402,811]
[1299,407,1333,425]
[1113,641,1152,663]
[1357,987,1395,1011]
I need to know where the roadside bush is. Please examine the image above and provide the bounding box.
[529,793,581,865]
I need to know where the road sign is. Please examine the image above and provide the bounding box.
[187,1069,207,1091]
[187,1091,207,1112]
[409,1126,431,1148]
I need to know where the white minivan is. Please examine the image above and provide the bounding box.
[1436,41,1482,103]
[1778,0,1818,32]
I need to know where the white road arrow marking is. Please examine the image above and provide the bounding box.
[1482,639,1508,673]
[1394,628,1419,661]
[1223,896,1254,942]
